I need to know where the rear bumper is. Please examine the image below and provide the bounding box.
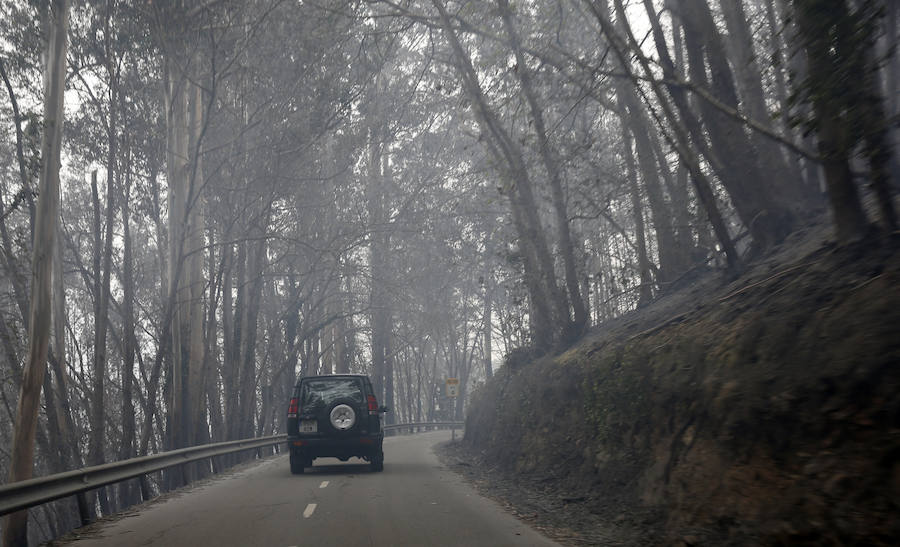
[288,434,383,458]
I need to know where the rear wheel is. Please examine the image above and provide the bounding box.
[290,451,307,474]
[370,450,384,472]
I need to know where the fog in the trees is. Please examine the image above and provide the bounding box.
[1,0,897,544]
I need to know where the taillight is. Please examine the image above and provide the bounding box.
[288,397,299,418]
[367,395,378,414]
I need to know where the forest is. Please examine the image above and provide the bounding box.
[1,0,897,544]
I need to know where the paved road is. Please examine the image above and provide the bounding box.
[62,431,558,546]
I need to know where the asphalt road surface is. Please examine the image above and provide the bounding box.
[60,430,558,547]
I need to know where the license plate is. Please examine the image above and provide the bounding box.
[300,420,317,433]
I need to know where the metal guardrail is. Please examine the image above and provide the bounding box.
[0,422,463,518]
[383,421,464,434]
[0,434,286,517]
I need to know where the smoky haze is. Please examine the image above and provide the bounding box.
[1,0,897,545]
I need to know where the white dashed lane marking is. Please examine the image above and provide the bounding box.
[303,503,317,518]
[319,481,329,489]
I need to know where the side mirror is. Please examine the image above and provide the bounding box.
[379,406,390,413]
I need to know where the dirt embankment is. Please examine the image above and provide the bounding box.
[455,237,900,545]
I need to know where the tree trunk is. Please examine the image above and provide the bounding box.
[162,13,209,482]
[792,0,872,241]
[321,301,333,376]
[119,140,139,507]
[604,2,685,282]
[334,285,349,374]
[367,121,387,401]
[498,0,587,334]
[482,226,494,380]
[0,57,36,325]
[887,1,899,158]
[815,112,868,241]
[222,239,238,439]
[762,0,811,188]
[622,128,655,305]
[433,0,567,350]
[238,227,266,439]
[673,0,795,250]
[617,0,740,267]
[205,221,225,444]
[52,218,89,520]
[774,0,825,198]
[667,22,698,260]
[40,351,79,533]
[719,0,808,201]
[138,164,169,468]
[89,79,116,511]
[381,152,395,424]
[282,279,301,384]
[859,24,899,232]
[415,342,424,422]
[591,0,741,269]
[187,79,208,455]
[625,94,682,280]
[164,31,190,469]
[384,309,395,425]
[2,1,68,543]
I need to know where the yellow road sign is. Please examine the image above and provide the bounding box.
[446,378,459,397]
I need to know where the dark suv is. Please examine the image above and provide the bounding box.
[286,374,388,473]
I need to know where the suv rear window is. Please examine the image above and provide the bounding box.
[299,378,364,412]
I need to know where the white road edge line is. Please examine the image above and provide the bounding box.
[319,481,329,489]
[303,503,317,519]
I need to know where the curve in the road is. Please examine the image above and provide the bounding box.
[55,430,559,547]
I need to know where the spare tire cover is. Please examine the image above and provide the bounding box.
[329,403,356,431]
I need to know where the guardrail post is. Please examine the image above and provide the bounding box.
[76,492,91,525]
[139,475,151,502]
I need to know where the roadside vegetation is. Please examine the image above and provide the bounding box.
[456,230,899,545]
[1,0,897,544]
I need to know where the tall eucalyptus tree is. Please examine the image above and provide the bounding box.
[2,0,69,544]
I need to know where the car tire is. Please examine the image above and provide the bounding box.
[371,450,384,472]
[290,451,306,475]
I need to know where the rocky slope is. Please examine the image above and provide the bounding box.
[455,235,900,545]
